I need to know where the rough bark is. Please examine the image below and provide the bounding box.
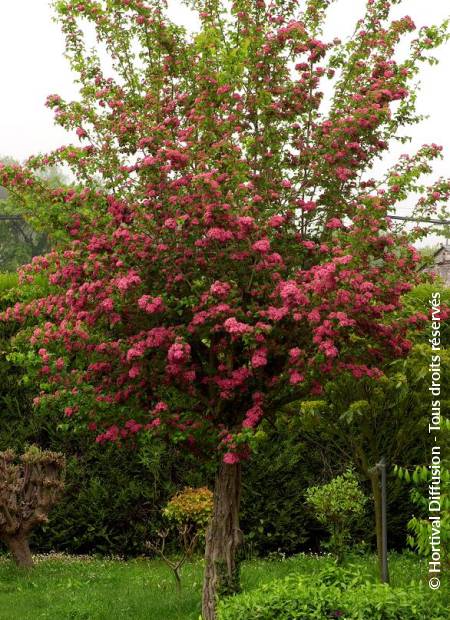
[202,462,243,620]
[3,534,33,568]
[0,447,65,570]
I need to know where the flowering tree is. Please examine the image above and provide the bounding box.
[1,0,449,616]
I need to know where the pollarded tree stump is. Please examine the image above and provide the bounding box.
[0,446,65,568]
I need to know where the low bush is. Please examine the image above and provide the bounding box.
[218,569,448,620]
[305,470,367,561]
[218,576,338,620]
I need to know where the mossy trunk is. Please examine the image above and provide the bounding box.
[202,462,243,620]
[4,534,33,568]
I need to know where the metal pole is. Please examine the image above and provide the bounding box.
[379,458,390,584]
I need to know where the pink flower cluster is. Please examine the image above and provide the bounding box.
[251,347,268,368]
[167,341,191,364]
[279,280,308,306]
[223,317,253,336]
[214,367,251,399]
[207,227,234,242]
[252,238,271,253]
[210,281,231,298]
[138,295,165,314]
[242,393,264,429]
[114,270,142,292]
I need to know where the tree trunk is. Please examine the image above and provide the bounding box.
[202,462,243,620]
[4,534,33,568]
[370,471,384,582]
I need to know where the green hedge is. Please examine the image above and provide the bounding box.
[218,571,448,620]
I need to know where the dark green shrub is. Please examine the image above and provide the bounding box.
[241,421,329,557]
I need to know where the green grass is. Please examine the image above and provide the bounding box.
[0,552,446,620]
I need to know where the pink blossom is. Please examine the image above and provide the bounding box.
[242,394,264,428]
[96,425,120,443]
[142,156,157,166]
[124,419,143,433]
[224,317,253,335]
[164,218,178,229]
[302,240,316,249]
[251,348,268,368]
[308,309,321,323]
[252,238,271,253]
[167,341,191,364]
[115,270,142,292]
[302,201,316,212]
[207,227,234,242]
[138,295,165,314]
[289,371,304,384]
[210,281,231,297]
[334,255,352,265]
[319,340,339,358]
[236,216,255,228]
[128,365,141,378]
[326,218,343,229]
[266,306,289,321]
[144,418,161,430]
[268,215,284,227]
[279,280,308,305]
[289,347,303,362]
[223,452,240,464]
[153,401,168,413]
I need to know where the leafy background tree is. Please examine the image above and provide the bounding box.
[0,157,70,271]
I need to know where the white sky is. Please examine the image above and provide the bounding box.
[0,0,448,242]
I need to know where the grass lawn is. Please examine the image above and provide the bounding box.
[0,552,447,619]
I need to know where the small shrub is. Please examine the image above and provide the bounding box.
[163,486,213,552]
[163,486,213,533]
[146,487,213,589]
[305,470,367,562]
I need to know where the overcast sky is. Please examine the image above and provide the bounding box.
[0,0,448,241]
